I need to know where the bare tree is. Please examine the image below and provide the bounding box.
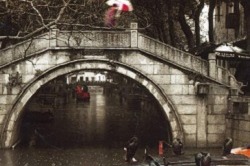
[240,0,250,51]
[178,0,195,51]
[167,0,177,47]
[0,0,106,41]
[1,0,236,55]
[208,0,215,43]
[194,0,205,46]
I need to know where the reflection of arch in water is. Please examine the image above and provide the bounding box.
[2,59,183,148]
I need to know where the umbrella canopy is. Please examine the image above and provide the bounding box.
[215,43,246,53]
[106,0,133,12]
[214,43,250,59]
[106,0,116,6]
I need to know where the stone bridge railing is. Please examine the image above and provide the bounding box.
[0,23,238,88]
[137,34,234,86]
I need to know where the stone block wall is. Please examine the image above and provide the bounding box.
[207,85,229,147]
[226,114,250,147]
[213,2,246,44]
[121,51,230,148]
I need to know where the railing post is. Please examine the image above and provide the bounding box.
[130,22,138,48]
[208,53,217,79]
[49,27,59,48]
[248,103,250,115]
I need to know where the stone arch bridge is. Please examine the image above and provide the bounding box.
[0,23,240,148]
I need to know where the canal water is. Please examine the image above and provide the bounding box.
[0,92,248,165]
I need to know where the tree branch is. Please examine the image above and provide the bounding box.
[0,0,72,41]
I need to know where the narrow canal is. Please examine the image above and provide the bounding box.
[0,86,248,165]
[0,86,172,166]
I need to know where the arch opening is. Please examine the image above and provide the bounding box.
[1,59,183,148]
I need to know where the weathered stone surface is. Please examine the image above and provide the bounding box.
[0,114,5,125]
[134,64,154,74]
[177,104,197,115]
[208,95,227,105]
[184,134,197,147]
[153,64,171,74]
[207,133,224,146]
[150,75,171,85]
[208,124,225,134]
[180,115,196,124]
[208,115,225,124]
[239,120,250,131]
[162,85,183,94]
[0,74,9,84]
[0,84,2,94]
[0,95,17,105]
[183,124,196,134]
[170,95,197,105]
[207,104,227,114]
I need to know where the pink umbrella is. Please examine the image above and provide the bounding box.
[106,0,133,12]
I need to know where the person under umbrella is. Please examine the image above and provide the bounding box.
[104,4,118,27]
[111,0,133,17]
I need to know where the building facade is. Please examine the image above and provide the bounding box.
[214,0,246,44]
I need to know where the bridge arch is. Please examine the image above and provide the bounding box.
[2,59,184,148]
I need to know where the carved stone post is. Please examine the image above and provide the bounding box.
[248,103,250,115]
[49,27,59,48]
[130,22,138,48]
[208,53,217,79]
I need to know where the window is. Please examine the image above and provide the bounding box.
[216,0,222,22]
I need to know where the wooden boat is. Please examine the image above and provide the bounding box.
[75,85,90,102]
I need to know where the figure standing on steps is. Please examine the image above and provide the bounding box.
[124,136,138,162]
[222,137,233,156]
[172,138,184,155]
[104,0,133,27]
[104,4,118,28]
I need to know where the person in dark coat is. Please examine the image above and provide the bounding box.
[124,136,138,162]
[195,152,211,166]
[222,137,233,156]
[172,138,184,155]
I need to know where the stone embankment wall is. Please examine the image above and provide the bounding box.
[226,114,250,147]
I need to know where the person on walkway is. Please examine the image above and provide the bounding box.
[104,4,118,28]
[222,137,233,156]
[172,138,184,155]
[124,136,138,162]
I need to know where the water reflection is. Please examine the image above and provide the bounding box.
[0,93,248,165]
[20,93,170,149]
[0,93,174,165]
